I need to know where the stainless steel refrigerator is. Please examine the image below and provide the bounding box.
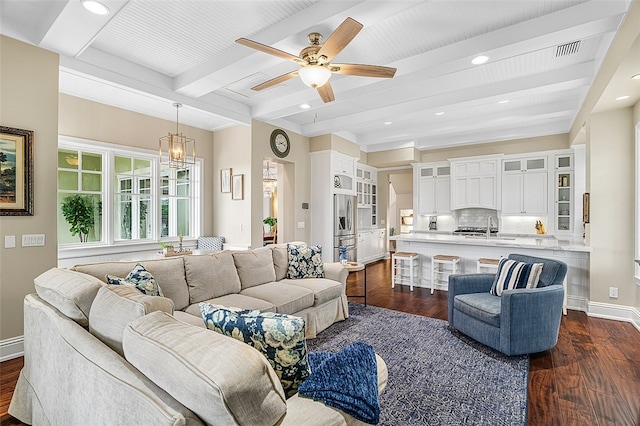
[333,194,357,262]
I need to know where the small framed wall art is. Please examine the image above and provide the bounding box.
[232,174,244,200]
[583,192,590,223]
[221,168,231,193]
[1,126,34,216]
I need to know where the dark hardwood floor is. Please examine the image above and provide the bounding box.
[2,259,639,425]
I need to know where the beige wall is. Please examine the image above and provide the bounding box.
[310,133,360,159]
[59,94,216,237]
[250,120,311,248]
[420,134,570,162]
[213,125,252,247]
[368,147,420,168]
[0,36,59,341]
[588,107,635,304]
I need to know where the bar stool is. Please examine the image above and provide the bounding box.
[477,257,500,273]
[391,252,420,291]
[431,255,460,294]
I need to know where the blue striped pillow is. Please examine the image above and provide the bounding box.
[490,258,543,296]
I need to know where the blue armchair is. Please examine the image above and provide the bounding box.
[447,254,567,356]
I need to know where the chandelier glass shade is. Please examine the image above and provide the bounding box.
[298,65,332,88]
[159,103,196,168]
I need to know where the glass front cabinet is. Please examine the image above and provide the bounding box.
[554,154,573,234]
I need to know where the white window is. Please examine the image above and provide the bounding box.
[58,137,201,247]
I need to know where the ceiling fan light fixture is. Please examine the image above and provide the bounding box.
[81,0,110,15]
[298,65,332,88]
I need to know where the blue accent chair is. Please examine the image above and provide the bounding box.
[447,254,567,356]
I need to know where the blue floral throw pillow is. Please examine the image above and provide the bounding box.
[106,263,163,297]
[490,258,543,296]
[199,303,310,398]
[287,244,324,279]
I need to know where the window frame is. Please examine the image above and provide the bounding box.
[58,136,202,259]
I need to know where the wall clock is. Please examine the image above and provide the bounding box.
[270,129,290,158]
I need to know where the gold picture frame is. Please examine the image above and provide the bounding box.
[221,168,231,193]
[583,192,590,223]
[1,126,34,216]
[232,174,244,200]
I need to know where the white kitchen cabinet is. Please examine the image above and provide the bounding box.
[501,157,547,214]
[450,156,501,210]
[414,163,451,215]
[554,153,574,234]
[357,228,387,264]
[356,164,378,227]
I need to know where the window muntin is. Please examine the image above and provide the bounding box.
[57,139,201,247]
[57,148,104,244]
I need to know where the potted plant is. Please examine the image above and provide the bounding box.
[61,194,95,242]
[263,216,277,235]
[159,242,175,254]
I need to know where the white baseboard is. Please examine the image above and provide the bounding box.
[1,335,24,362]
[587,301,640,332]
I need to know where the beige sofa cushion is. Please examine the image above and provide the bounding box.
[182,293,276,317]
[183,251,241,304]
[89,285,174,356]
[34,268,104,327]
[280,278,344,306]
[271,245,289,281]
[123,311,287,426]
[233,247,277,289]
[240,282,314,315]
[73,258,190,311]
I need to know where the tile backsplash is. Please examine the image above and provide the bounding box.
[456,208,499,228]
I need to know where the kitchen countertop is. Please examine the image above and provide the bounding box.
[390,232,591,252]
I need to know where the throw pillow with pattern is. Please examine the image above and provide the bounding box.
[106,263,163,297]
[200,303,310,398]
[287,244,324,279]
[490,258,543,296]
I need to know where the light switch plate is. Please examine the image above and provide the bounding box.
[22,234,45,247]
[297,222,305,229]
[5,235,16,248]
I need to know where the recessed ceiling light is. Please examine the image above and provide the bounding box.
[471,55,489,65]
[384,121,392,125]
[299,103,311,109]
[498,100,510,104]
[631,73,640,80]
[616,95,630,101]
[82,0,110,15]
[435,112,444,116]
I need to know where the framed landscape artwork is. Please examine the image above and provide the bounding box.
[232,174,244,200]
[221,168,231,193]
[0,126,34,216]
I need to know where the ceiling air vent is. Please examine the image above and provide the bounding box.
[555,40,581,57]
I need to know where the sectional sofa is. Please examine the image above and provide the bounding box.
[9,244,388,425]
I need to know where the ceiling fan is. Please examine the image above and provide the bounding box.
[236,17,397,103]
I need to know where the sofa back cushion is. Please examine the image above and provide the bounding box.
[34,268,105,327]
[73,258,190,311]
[271,245,289,281]
[233,247,277,289]
[123,311,287,426]
[89,285,174,356]
[183,251,241,304]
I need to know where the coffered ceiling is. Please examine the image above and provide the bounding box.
[1,0,637,152]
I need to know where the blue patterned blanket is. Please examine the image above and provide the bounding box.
[298,342,380,424]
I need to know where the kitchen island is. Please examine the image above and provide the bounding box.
[390,232,591,312]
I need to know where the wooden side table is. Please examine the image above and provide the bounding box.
[342,262,367,306]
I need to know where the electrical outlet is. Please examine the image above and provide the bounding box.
[609,287,618,298]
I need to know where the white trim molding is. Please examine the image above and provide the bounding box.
[1,335,24,362]
[587,301,640,332]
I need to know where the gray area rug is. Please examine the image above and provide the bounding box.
[306,303,528,425]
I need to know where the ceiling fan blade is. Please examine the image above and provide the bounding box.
[317,82,335,103]
[236,38,305,64]
[317,17,363,61]
[251,71,299,91]
[332,63,397,78]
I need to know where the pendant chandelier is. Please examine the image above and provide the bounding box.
[263,161,278,197]
[159,103,196,168]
